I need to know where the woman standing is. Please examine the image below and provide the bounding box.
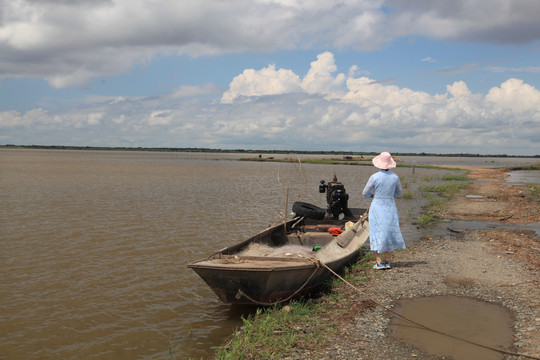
[362,152,405,270]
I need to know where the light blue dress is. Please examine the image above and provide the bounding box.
[362,170,405,253]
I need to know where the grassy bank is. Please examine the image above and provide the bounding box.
[213,255,376,359]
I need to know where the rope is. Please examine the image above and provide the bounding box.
[235,257,322,306]
[316,259,540,360]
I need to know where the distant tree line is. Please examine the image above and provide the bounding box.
[1,144,538,158]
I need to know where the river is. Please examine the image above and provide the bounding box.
[0,149,537,359]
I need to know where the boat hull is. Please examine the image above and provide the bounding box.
[188,208,369,305]
[190,252,361,304]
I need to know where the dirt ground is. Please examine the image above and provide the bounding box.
[443,166,540,269]
[443,166,540,225]
[284,166,540,360]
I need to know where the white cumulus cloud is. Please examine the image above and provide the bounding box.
[221,65,302,103]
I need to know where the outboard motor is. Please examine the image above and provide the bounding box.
[319,174,351,219]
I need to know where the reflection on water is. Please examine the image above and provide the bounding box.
[506,170,540,185]
[389,296,513,360]
[0,150,528,359]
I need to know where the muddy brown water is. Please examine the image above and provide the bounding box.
[0,149,536,359]
[389,296,514,360]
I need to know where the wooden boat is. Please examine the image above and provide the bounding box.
[188,201,369,305]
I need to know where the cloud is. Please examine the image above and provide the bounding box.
[221,52,345,104]
[170,83,222,98]
[147,110,173,126]
[2,0,540,88]
[488,65,540,74]
[486,78,540,114]
[437,63,479,75]
[221,65,301,103]
[301,52,346,99]
[385,0,540,44]
[3,52,539,154]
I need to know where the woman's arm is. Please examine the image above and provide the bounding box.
[394,176,403,197]
[362,176,374,199]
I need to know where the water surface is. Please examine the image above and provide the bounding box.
[1,149,530,359]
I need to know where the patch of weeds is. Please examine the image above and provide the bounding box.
[422,192,435,200]
[215,300,335,359]
[504,164,540,171]
[442,175,469,181]
[327,275,345,289]
[401,191,413,200]
[419,183,467,199]
[350,255,376,284]
[418,213,438,228]
[326,292,343,303]
[528,185,539,199]
[417,183,467,227]
[405,207,415,217]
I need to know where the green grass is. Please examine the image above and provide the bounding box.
[527,185,539,203]
[419,183,468,197]
[418,213,439,227]
[503,163,540,171]
[442,175,469,181]
[401,191,414,200]
[214,300,334,359]
[417,182,468,227]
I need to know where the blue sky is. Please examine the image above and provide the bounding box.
[1,0,539,155]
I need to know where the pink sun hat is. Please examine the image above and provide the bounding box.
[372,152,396,169]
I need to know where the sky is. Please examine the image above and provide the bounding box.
[1,0,540,156]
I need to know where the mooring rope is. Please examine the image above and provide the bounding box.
[235,257,322,307]
[316,259,540,360]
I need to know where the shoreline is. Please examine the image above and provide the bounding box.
[2,145,538,159]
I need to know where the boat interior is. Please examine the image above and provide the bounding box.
[211,208,367,259]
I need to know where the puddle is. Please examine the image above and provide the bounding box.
[465,194,486,201]
[389,296,514,360]
[506,170,540,185]
[465,194,485,199]
[436,220,540,237]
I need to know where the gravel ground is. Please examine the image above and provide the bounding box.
[284,229,539,360]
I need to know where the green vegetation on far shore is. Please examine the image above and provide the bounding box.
[2,144,538,158]
[504,164,540,171]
